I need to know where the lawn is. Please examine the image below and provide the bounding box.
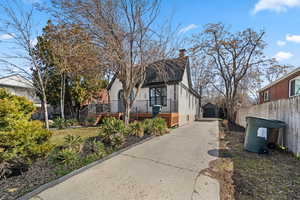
[208,122,300,200]
[50,127,100,146]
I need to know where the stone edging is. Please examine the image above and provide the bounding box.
[18,136,155,200]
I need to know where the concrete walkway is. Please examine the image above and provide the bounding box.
[31,121,220,200]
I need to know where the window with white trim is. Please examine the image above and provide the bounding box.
[289,77,300,97]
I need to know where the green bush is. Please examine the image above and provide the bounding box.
[0,89,52,178]
[99,117,126,148]
[63,135,83,152]
[52,118,78,129]
[66,119,78,126]
[52,117,66,129]
[128,121,145,138]
[83,139,106,157]
[49,148,79,167]
[0,89,35,131]
[143,118,168,136]
[0,121,53,178]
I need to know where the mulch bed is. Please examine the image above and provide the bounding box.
[0,135,149,200]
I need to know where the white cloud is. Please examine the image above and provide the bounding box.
[253,0,300,14]
[179,24,198,34]
[274,51,293,61]
[0,34,13,40]
[277,40,286,46]
[286,34,300,43]
[30,38,38,47]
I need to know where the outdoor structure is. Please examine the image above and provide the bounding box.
[202,103,220,118]
[259,67,300,104]
[0,74,40,105]
[106,50,200,127]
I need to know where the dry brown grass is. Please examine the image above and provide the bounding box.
[227,131,300,200]
[204,121,300,200]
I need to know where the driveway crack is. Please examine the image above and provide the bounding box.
[121,153,196,172]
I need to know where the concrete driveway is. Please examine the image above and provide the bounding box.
[30,121,220,200]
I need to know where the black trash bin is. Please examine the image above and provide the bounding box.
[244,117,286,153]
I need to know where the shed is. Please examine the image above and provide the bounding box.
[202,103,220,118]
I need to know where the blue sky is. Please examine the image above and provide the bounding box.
[1,0,300,68]
[159,0,300,67]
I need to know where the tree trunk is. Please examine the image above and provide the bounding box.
[37,70,49,130]
[60,73,65,119]
[42,91,49,130]
[124,101,131,125]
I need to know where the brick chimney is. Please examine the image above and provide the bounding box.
[179,49,186,58]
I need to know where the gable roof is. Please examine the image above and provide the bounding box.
[0,74,34,89]
[258,67,300,92]
[107,56,192,89]
[143,56,189,87]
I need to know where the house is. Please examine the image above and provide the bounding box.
[259,67,300,104]
[107,49,200,127]
[0,74,40,105]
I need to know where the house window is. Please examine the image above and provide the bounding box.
[149,86,167,106]
[263,90,269,102]
[289,77,300,97]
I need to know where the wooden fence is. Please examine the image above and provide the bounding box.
[236,96,300,155]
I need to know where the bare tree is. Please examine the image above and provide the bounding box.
[50,0,177,124]
[191,23,269,121]
[0,0,50,129]
[189,48,214,107]
[264,64,291,83]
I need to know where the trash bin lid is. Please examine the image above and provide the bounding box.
[246,116,286,129]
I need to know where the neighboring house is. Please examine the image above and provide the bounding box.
[0,74,40,105]
[107,49,200,126]
[259,67,300,104]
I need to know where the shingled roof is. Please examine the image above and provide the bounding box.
[142,56,189,87]
[107,55,198,97]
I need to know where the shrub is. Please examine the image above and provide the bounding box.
[99,117,126,148]
[63,135,83,152]
[83,139,106,157]
[52,117,66,129]
[0,89,35,131]
[66,119,78,127]
[128,121,144,138]
[52,118,78,129]
[49,148,79,167]
[0,121,53,178]
[143,118,168,136]
[0,89,52,178]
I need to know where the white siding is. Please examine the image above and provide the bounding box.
[177,83,199,126]
[109,77,176,113]
[0,75,40,104]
